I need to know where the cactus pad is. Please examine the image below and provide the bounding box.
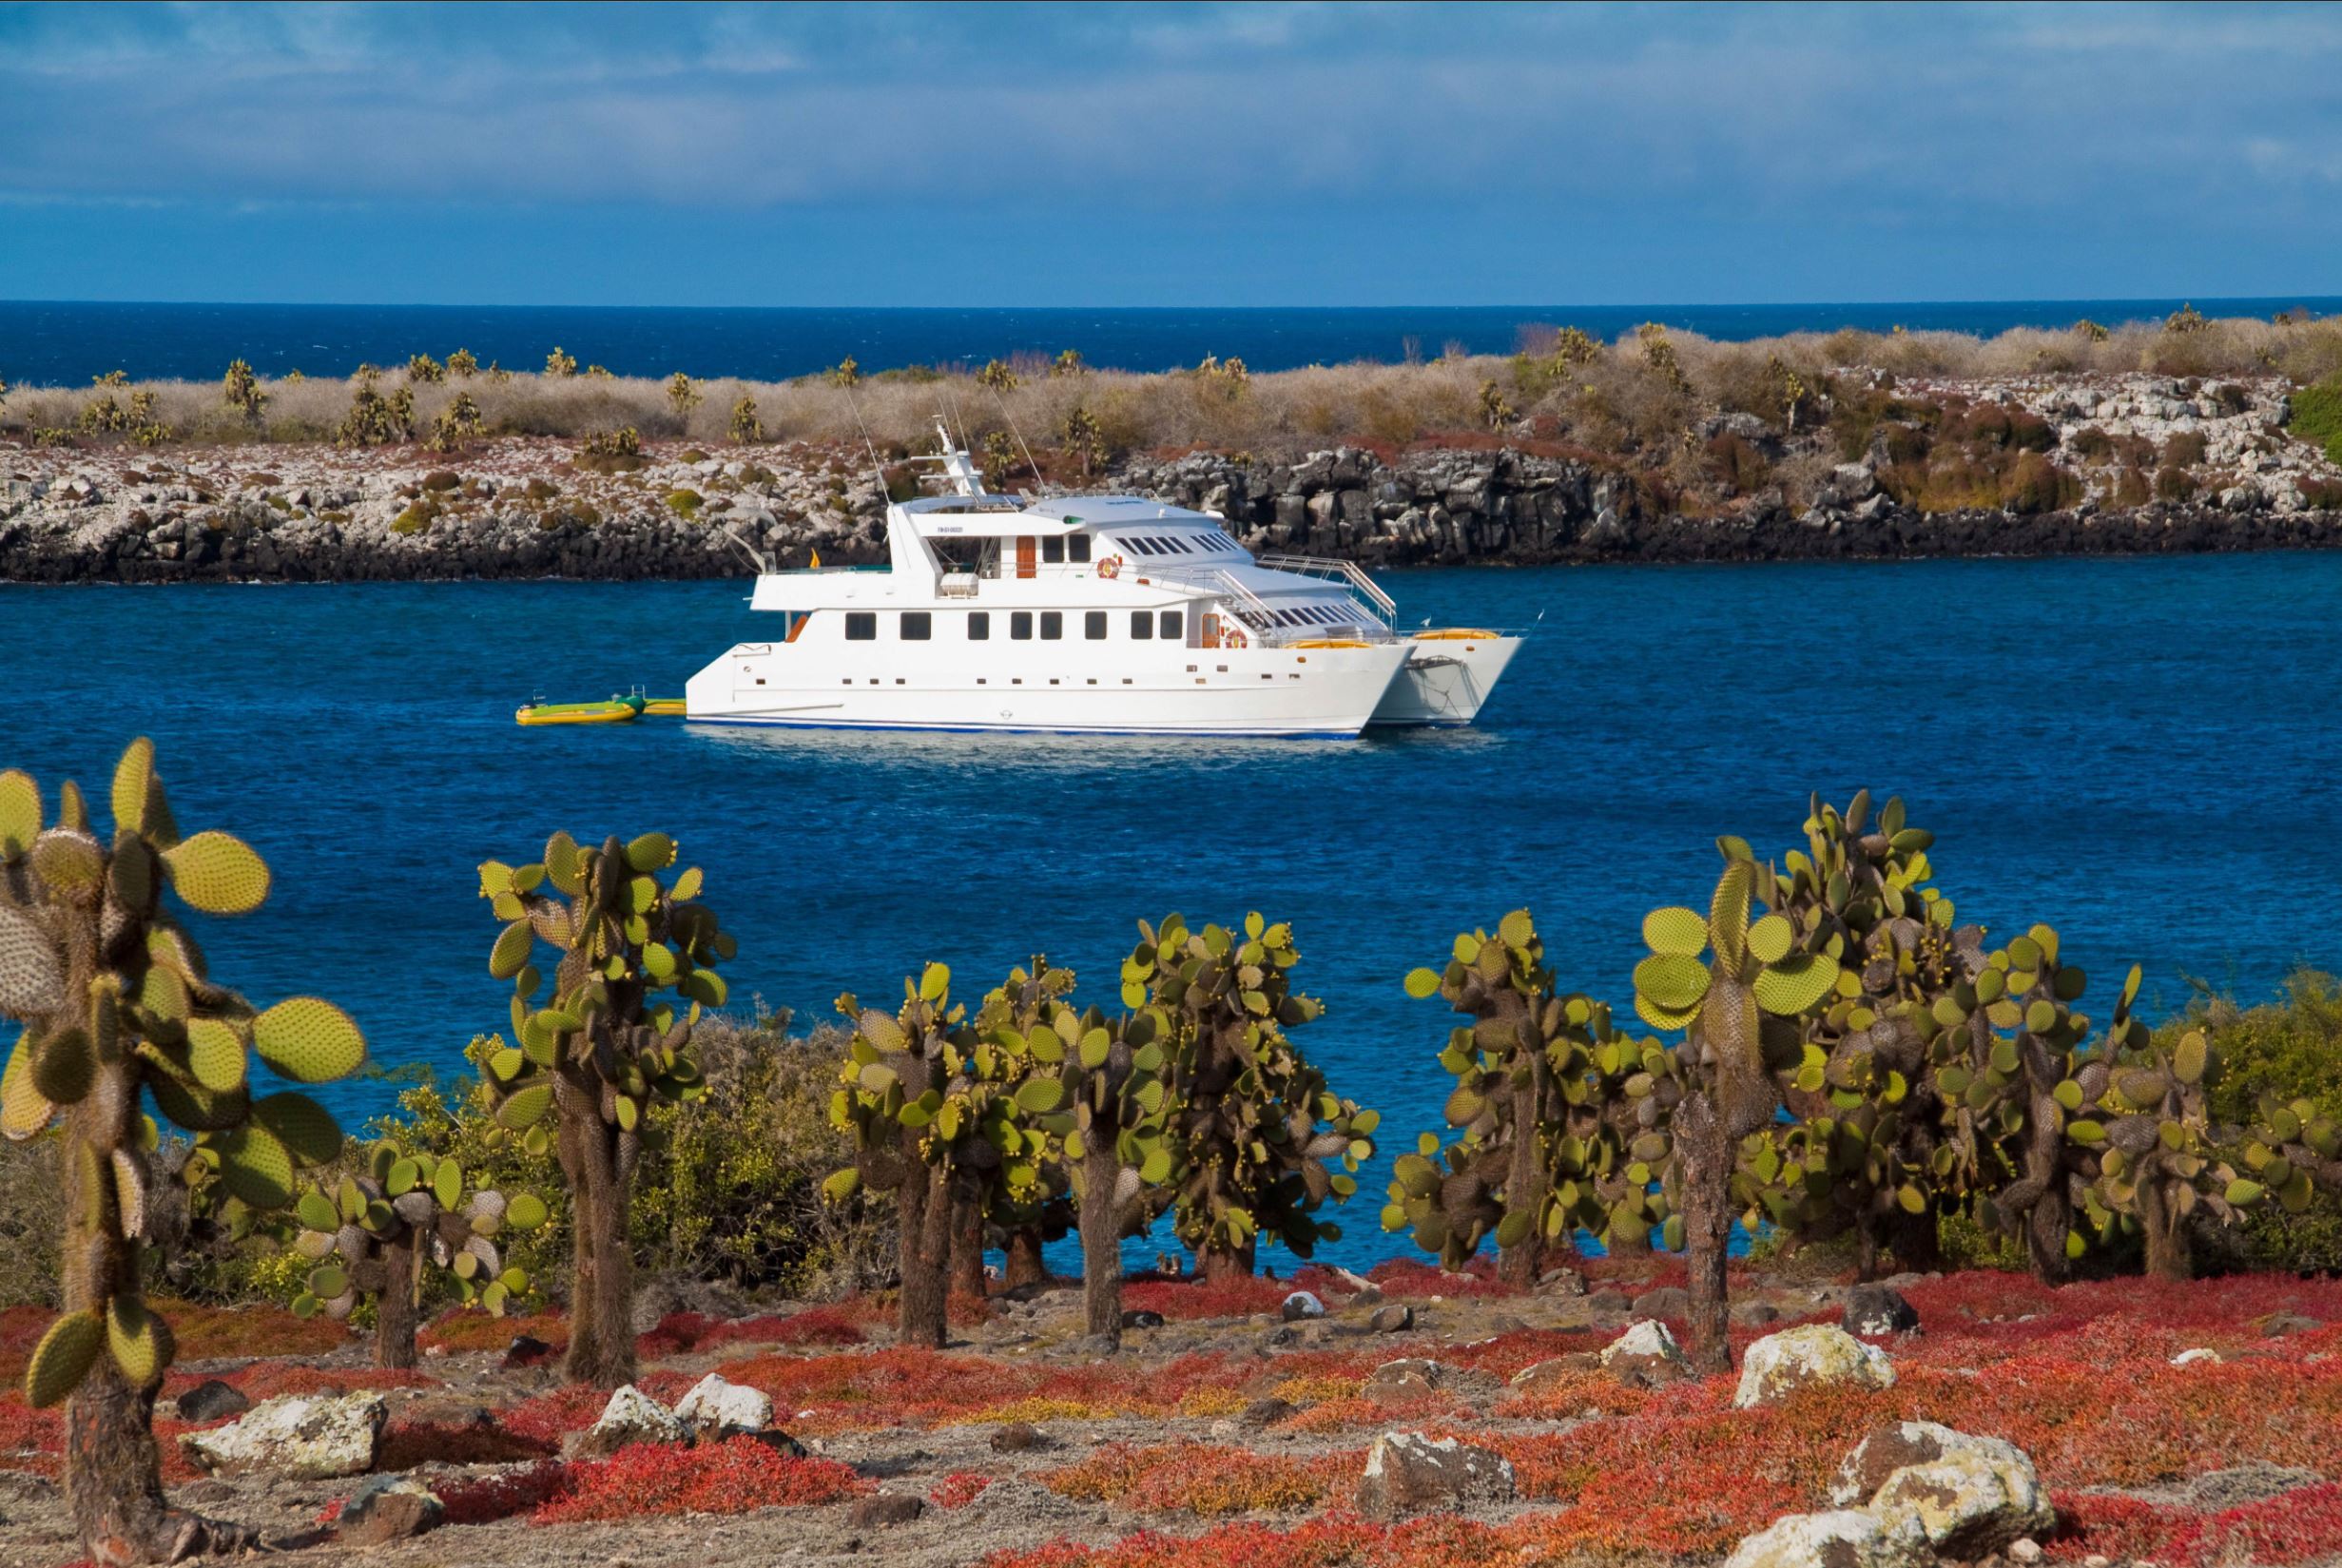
[184,1017,248,1094]
[0,903,66,1016]
[161,831,272,915]
[109,739,156,840]
[25,1308,104,1408]
[211,1123,296,1209]
[252,1091,342,1167]
[0,769,40,859]
[252,997,367,1083]
[106,1295,172,1386]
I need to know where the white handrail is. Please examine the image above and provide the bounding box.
[1253,552,1398,623]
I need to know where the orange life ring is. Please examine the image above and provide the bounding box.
[1097,555,1124,579]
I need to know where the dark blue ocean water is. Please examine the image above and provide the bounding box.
[4,298,2338,387]
[6,556,2339,1269]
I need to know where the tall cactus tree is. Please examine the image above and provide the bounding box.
[0,741,365,1563]
[1394,910,1678,1285]
[1632,844,1841,1372]
[1057,997,1177,1349]
[2069,1014,2249,1279]
[288,1142,549,1368]
[1126,914,1376,1280]
[831,963,1070,1347]
[476,830,726,1386]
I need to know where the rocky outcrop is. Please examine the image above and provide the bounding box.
[1721,1507,1932,1568]
[1355,1431,1517,1520]
[1829,1423,2055,1558]
[1598,1319,1692,1386]
[568,1384,687,1459]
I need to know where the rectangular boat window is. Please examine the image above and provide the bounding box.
[845,612,876,641]
[1069,533,1092,563]
[1159,610,1183,640]
[1040,611,1063,640]
[1042,535,1066,564]
[1163,536,1190,553]
[968,611,991,640]
[900,611,932,640]
[1126,536,1155,555]
[1011,611,1033,640]
[1085,610,1108,640]
[1130,610,1153,640]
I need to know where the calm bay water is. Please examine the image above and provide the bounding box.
[4,297,2339,386]
[5,555,2338,1268]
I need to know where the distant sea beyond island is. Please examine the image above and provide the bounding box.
[4,296,2338,386]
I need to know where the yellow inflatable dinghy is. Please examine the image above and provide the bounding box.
[515,700,639,727]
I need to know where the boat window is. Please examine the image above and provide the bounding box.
[1040,611,1063,640]
[1085,610,1108,640]
[1163,536,1191,553]
[1159,610,1183,641]
[968,611,990,640]
[1042,535,1066,565]
[1011,611,1033,640]
[845,612,876,641]
[1130,610,1152,640]
[1069,533,1092,564]
[900,611,932,640]
[1125,536,1156,556]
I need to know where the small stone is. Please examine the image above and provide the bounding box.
[1238,1397,1295,1428]
[1588,1287,1632,1312]
[1735,1326,1895,1408]
[173,1381,250,1424]
[1368,1304,1415,1333]
[501,1334,552,1367]
[1843,1284,1921,1337]
[2009,1539,2044,1563]
[1356,1431,1516,1520]
[2262,1313,2322,1338]
[1599,1319,1691,1387]
[568,1384,686,1459]
[1538,1267,1588,1296]
[2170,1346,2221,1367]
[847,1492,927,1527]
[674,1373,773,1439]
[1364,1358,1447,1402]
[181,1393,386,1481]
[1119,1309,1165,1329]
[336,1476,444,1546]
[1631,1286,1691,1320]
[989,1423,1046,1453]
[1281,1290,1326,1322]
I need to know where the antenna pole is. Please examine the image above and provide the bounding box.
[842,386,891,508]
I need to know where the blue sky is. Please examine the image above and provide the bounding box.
[0,1,2336,306]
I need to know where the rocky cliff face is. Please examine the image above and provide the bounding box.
[4,374,2339,583]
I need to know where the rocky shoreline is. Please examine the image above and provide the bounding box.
[6,372,2339,583]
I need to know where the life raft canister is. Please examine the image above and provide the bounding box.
[1096,554,1125,579]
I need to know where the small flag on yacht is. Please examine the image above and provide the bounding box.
[809,549,822,568]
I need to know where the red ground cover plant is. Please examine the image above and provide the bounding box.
[533,1437,871,1522]
[436,1460,572,1526]
[933,1471,994,1509]
[1,1302,347,1383]
[1041,1442,1351,1517]
[419,1307,568,1355]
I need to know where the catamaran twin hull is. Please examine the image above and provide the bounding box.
[685,633,1520,738]
[679,427,1521,739]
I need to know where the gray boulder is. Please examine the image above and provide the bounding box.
[181,1392,386,1481]
[1722,1508,1931,1568]
[1356,1431,1516,1520]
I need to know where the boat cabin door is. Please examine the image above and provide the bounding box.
[1016,536,1037,579]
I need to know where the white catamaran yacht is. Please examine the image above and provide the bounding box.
[684,428,1520,738]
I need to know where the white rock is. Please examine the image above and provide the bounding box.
[1722,1508,1931,1568]
[1356,1430,1517,1520]
[1281,1289,1326,1320]
[1734,1325,1895,1408]
[673,1373,773,1438]
[2171,1346,2222,1367]
[1599,1319,1691,1383]
[570,1383,686,1458]
[180,1392,386,1480]
[1829,1422,2053,1557]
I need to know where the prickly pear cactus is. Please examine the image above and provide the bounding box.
[0,740,364,1555]
[1747,792,1977,1274]
[1125,913,1377,1277]
[2246,1092,2342,1202]
[289,1142,547,1332]
[1390,909,1676,1281]
[1633,843,1842,1371]
[2067,1007,2248,1276]
[476,829,725,1385]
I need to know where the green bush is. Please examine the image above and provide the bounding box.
[2185,972,2342,1274]
[2291,376,2342,464]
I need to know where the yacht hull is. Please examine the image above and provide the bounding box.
[686,641,1414,738]
[1368,635,1523,727]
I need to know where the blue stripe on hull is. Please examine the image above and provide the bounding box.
[686,716,1365,740]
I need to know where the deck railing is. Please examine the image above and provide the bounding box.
[1253,553,1398,625]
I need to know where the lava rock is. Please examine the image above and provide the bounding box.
[848,1492,927,1527]
[1599,1320,1692,1387]
[1842,1284,1920,1336]
[336,1476,445,1546]
[1631,1286,1691,1320]
[1364,1358,1448,1402]
[1119,1309,1165,1330]
[181,1393,386,1481]
[1368,1304,1415,1333]
[989,1423,1047,1453]
[173,1381,250,1424]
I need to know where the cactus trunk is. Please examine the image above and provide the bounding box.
[555,1073,637,1387]
[948,1191,987,1299]
[1194,1236,1255,1282]
[1004,1226,1048,1289]
[898,1162,951,1348]
[1885,1204,1944,1274]
[1078,1139,1124,1349]
[2139,1180,2192,1282]
[374,1234,419,1371]
[62,1070,189,1564]
[1496,1065,1551,1288]
[1674,1091,1733,1375]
